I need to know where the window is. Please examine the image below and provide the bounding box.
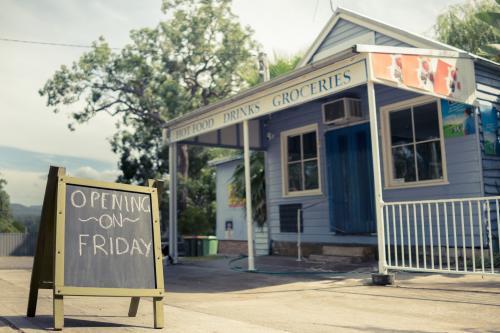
[281,124,321,196]
[382,97,447,188]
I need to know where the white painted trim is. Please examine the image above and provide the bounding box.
[380,96,449,189]
[168,55,369,143]
[299,6,458,68]
[324,119,369,132]
[280,124,323,198]
[298,14,342,68]
[355,44,470,58]
[337,10,453,50]
[311,32,374,63]
[243,119,255,271]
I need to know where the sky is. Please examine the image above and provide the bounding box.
[0,0,464,205]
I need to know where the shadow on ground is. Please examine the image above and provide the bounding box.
[164,255,376,293]
[4,315,152,330]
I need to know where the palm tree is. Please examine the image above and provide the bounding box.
[231,53,302,226]
[230,152,266,226]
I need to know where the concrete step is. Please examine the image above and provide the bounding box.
[308,254,363,264]
[322,245,376,259]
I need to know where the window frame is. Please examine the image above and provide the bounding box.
[281,124,322,197]
[381,96,448,189]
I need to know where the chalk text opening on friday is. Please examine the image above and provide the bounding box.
[173,68,353,140]
[70,189,153,258]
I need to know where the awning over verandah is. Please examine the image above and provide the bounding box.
[163,45,478,271]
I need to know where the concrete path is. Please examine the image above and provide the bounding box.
[0,256,499,332]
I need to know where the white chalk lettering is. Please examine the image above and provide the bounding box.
[130,238,143,256]
[71,190,86,208]
[101,192,109,209]
[93,234,108,255]
[141,196,151,212]
[79,234,89,256]
[140,239,152,257]
[90,191,100,208]
[112,194,122,210]
[115,237,129,255]
[98,214,113,229]
[109,236,114,255]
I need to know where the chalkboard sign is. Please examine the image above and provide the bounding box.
[27,167,165,330]
[64,185,156,289]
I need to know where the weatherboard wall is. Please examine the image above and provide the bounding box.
[215,159,247,241]
[311,18,412,63]
[264,84,484,245]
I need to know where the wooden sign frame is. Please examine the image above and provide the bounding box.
[27,166,165,330]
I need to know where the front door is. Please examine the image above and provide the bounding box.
[325,123,376,234]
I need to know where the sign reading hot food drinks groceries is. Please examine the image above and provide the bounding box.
[170,59,368,142]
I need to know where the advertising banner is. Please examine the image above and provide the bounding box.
[441,100,475,138]
[479,101,500,156]
[371,53,476,105]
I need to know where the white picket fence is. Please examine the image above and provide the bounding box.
[382,196,499,275]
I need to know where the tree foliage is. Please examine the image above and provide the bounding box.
[231,152,266,226]
[475,0,500,60]
[0,175,24,233]
[39,0,259,235]
[434,0,499,61]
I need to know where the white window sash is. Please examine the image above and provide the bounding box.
[281,124,322,197]
[381,96,448,189]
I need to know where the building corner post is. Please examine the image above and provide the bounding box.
[366,80,389,278]
[168,141,178,263]
[243,119,256,271]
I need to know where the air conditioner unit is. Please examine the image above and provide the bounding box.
[322,98,363,125]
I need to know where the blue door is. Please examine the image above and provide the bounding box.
[325,123,376,234]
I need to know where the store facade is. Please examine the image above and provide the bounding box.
[164,8,500,274]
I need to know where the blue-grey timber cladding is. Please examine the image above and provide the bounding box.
[215,159,247,241]
[476,62,500,196]
[264,84,485,245]
[311,18,411,61]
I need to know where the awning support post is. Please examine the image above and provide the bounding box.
[243,119,256,271]
[366,80,388,276]
[168,141,178,263]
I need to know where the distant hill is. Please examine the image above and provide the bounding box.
[11,203,42,233]
[11,203,42,217]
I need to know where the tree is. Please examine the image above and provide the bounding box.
[40,0,259,235]
[434,0,499,61]
[0,175,24,233]
[231,54,302,226]
[475,0,500,60]
[231,152,266,226]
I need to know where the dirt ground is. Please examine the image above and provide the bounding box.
[0,256,499,332]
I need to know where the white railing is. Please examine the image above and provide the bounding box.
[382,196,500,275]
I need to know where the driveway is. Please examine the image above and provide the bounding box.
[0,256,499,332]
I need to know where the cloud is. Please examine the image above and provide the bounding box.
[69,166,121,182]
[1,166,122,206]
[1,169,47,206]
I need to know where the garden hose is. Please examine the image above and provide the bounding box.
[228,255,356,275]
